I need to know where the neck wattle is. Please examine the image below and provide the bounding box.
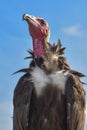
[33,38,45,57]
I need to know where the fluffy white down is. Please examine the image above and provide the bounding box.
[30,67,50,96]
[49,70,68,92]
[30,67,68,96]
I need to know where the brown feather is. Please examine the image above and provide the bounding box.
[13,73,34,130]
[69,70,86,78]
[12,68,32,75]
[57,47,66,55]
[57,39,62,49]
[65,75,86,130]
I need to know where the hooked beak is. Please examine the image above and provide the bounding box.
[23,14,38,28]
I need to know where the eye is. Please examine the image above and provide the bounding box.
[40,20,45,26]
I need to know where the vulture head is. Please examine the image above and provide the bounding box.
[23,14,50,57]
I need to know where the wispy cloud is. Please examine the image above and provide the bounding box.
[62,24,83,36]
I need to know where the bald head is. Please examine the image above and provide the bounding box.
[23,14,50,40]
[23,14,50,56]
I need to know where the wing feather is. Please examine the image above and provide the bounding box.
[65,75,86,130]
[13,73,34,130]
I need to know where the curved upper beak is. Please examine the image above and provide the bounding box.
[23,14,38,27]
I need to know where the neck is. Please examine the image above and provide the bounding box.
[32,37,45,57]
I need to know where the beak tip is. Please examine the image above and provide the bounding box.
[22,14,26,20]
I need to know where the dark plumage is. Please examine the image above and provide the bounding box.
[13,14,86,130]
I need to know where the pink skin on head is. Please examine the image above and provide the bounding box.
[23,14,50,57]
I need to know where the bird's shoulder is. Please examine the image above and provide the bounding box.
[13,72,34,106]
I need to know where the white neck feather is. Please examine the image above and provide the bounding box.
[30,66,69,96]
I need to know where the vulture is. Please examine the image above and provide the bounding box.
[13,14,86,130]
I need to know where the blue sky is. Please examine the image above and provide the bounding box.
[0,0,87,129]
